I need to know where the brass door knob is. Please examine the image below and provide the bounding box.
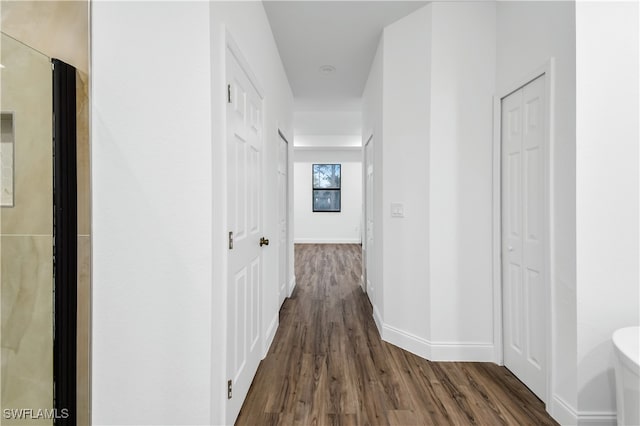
[260,237,270,247]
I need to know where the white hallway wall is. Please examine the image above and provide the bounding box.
[362,36,385,328]
[379,4,432,354]
[364,1,638,424]
[293,148,362,244]
[428,1,496,356]
[92,1,293,424]
[92,2,213,424]
[495,1,577,420]
[91,1,638,423]
[576,1,639,422]
[362,2,497,361]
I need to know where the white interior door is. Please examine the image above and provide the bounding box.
[277,132,288,307]
[364,136,374,299]
[226,48,263,424]
[501,75,547,401]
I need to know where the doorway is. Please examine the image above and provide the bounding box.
[225,38,266,424]
[278,130,289,307]
[500,70,551,403]
[363,135,374,299]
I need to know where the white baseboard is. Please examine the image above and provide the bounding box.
[382,323,432,359]
[294,238,361,244]
[381,322,495,362]
[288,276,296,297]
[550,395,578,425]
[429,341,495,361]
[578,411,616,426]
[263,314,278,358]
[546,393,617,426]
[372,304,384,336]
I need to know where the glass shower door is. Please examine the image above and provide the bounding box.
[1,32,55,425]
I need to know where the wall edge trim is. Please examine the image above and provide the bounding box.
[263,313,278,359]
[550,395,578,425]
[381,323,495,362]
[294,239,361,244]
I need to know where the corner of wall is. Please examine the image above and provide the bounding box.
[550,395,578,426]
[288,276,296,297]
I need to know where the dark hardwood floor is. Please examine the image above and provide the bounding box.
[236,244,557,426]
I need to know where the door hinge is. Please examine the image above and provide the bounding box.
[227,379,232,399]
[227,84,231,104]
[228,231,234,250]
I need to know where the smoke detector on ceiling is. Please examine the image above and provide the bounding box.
[319,65,336,75]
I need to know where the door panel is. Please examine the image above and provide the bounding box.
[226,48,263,424]
[502,75,547,401]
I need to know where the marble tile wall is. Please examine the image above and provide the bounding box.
[2,2,91,422]
[1,33,54,425]
[76,69,91,426]
[1,1,89,73]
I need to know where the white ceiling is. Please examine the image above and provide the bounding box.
[263,1,428,103]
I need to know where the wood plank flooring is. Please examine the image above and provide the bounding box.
[236,244,558,426]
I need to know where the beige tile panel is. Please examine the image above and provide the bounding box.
[76,70,91,236]
[1,235,53,425]
[0,34,53,236]
[1,1,89,73]
[76,235,91,426]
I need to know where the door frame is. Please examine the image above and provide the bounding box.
[277,127,291,304]
[492,58,555,406]
[52,58,78,426]
[362,133,374,294]
[224,31,266,425]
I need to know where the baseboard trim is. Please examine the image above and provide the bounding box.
[429,341,495,361]
[294,238,361,244]
[550,395,578,425]
[372,304,384,337]
[383,323,432,359]
[263,314,278,358]
[288,276,296,297]
[578,411,616,426]
[381,323,495,362]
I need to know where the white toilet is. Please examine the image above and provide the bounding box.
[613,326,640,426]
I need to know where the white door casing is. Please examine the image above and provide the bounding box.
[226,45,264,424]
[277,131,288,307]
[364,135,374,300]
[501,74,548,401]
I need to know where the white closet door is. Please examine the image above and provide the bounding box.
[502,75,547,401]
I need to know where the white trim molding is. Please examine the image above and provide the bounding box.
[372,304,384,337]
[577,411,616,426]
[550,397,617,426]
[288,276,296,298]
[293,146,362,152]
[263,313,278,359]
[550,395,578,425]
[295,238,362,244]
[381,323,495,362]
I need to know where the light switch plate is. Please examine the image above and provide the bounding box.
[390,202,404,218]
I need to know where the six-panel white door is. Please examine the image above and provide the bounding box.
[501,75,547,401]
[226,48,263,424]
